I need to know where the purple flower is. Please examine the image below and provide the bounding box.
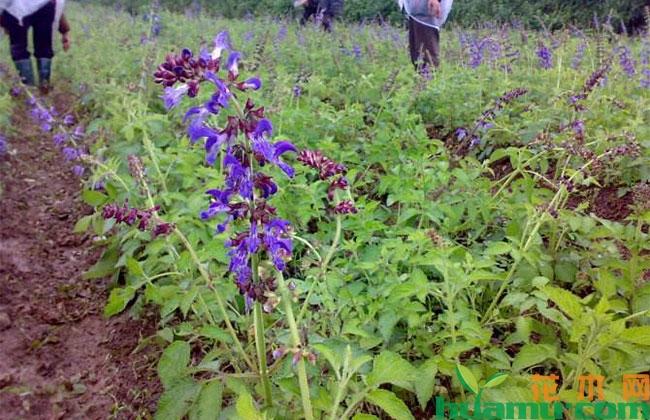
[292,85,302,97]
[226,51,241,78]
[572,119,585,136]
[53,133,67,146]
[641,69,650,89]
[476,120,494,130]
[0,136,7,155]
[72,165,85,177]
[204,132,228,166]
[204,73,232,111]
[276,25,288,43]
[537,43,553,69]
[72,125,85,140]
[237,77,261,91]
[63,147,82,161]
[572,42,587,69]
[250,119,297,177]
[352,45,362,60]
[263,219,292,271]
[63,114,76,126]
[161,84,189,110]
[200,189,232,221]
[211,31,231,59]
[618,46,636,77]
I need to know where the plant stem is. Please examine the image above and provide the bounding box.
[297,215,342,323]
[253,301,273,408]
[340,387,372,420]
[173,228,256,371]
[277,272,314,420]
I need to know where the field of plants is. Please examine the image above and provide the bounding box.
[0,1,649,419]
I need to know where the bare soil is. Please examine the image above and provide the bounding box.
[0,91,161,419]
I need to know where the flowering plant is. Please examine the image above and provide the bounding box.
[153,31,356,418]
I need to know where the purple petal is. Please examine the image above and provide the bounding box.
[273,141,297,158]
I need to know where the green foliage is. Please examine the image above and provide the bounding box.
[4,1,648,417]
[76,0,648,30]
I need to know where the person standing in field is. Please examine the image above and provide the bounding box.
[399,0,453,68]
[295,0,344,32]
[0,0,71,93]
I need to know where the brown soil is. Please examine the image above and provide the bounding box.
[0,91,161,419]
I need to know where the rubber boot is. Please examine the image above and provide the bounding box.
[14,59,35,86]
[36,58,52,95]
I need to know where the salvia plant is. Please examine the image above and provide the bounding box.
[152,30,356,418]
[2,3,649,419]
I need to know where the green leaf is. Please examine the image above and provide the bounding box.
[542,286,583,319]
[83,247,119,280]
[158,341,191,389]
[353,415,379,420]
[155,378,201,420]
[367,351,416,392]
[313,343,343,373]
[235,392,262,420]
[512,344,556,371]
[485,242,511,255]
[415,358,438,409]
[483,372,508,388]
[620,327,650,346]
[73,215,93,233]
[104,286,135,317]
[188,381,222,420]
[126,257,146,278]
[198,325,233,343]
[378,310,399,342]
[455,364,479,395]
[81,189,108,207]
[366,389,414,420]
[180,288,199,318]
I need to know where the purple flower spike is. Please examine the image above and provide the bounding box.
[537,43,553,69]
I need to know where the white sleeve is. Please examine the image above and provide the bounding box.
[54,0,65,31]
[0,0,12,13]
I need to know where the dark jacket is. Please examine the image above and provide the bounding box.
[319,0,343,16]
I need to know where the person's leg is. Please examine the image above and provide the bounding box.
[408,17,418,67]
[301,5,316,25]
[322,12,333,32]
[412,19,440,68]
[31,1,56,90]
[2,11,34,85]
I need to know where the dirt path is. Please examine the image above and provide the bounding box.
[0,91,160,419]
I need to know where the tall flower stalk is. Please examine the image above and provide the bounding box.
[154,32,318,416]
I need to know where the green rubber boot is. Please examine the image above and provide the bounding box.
[37,58,52,94]
[14,59,35,86]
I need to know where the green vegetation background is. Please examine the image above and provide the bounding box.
[80,0,648,31]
